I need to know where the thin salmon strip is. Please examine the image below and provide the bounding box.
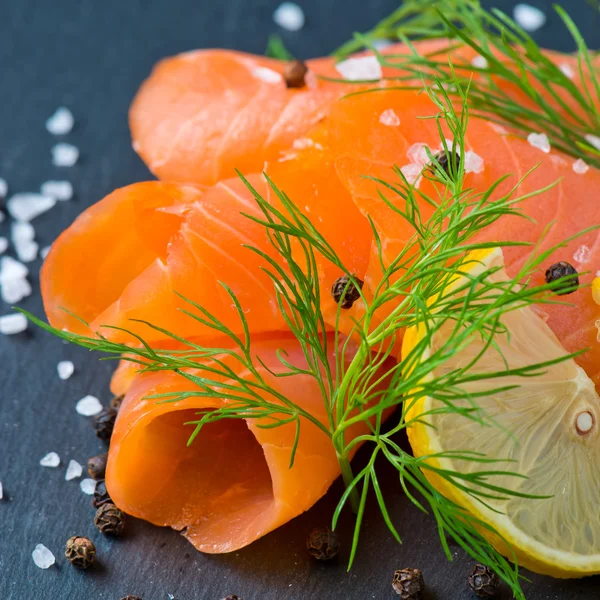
[107,334,392,553]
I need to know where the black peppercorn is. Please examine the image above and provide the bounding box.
[65,536,96,569]
[110,394,124,411]
[331,275,363,309]
[94,502,125,536]
[392,568,424,599]
[94,407,117,442]
[87,453,108,480]
[306,527,340,561]
[92,479,112,508]
[545,261,579,295]
[221,596,241,600]
[120,596,142,600]
[432,149,460,176]
[468,564,499,598]
[283,60,308,88]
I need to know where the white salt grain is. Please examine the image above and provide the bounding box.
[400,164,423,188]
[406,142,430,166]
[573,159,589,174]
[273,2,305,32]
[40,246,52,259]
[32,544,55,569]
[379,108,401,127]
[0,313,28,334]
[573,244,591,264]
[0,238,8,255]
[559,63,575,79]
[51,143,79,167]
[253,67,282,84]
[0,179,7,198]
[471,55,488,69]
[2,277,32,304]
[80,478,97,495]
[0,481,3,499]
[7,193,56,222]
[585,134,600,151]
[336,56,382,81]
[12,221,39,263]
[40,180,73,201]
[513,4,547,32]
[46,107,74,135]
[464,151,485,174]
[57,360,75,380]
[65,459,83,481]
[0,256,29,283]
[75,395,103,416]
[527,132,551,153]
[40,452,60,467]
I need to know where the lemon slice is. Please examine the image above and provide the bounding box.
[403,247,600,577]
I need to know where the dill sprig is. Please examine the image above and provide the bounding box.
[333,0,600,168]
[23,73,594,600]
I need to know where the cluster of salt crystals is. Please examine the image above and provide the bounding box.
[6,193,56,222]
[527,132,551,153]
[52,143,79,167]
[273,2,305,31]
[513,3,547,32]
[336,56,382,81]
[573,159,589,175]
[12,221,39,263]
[40,452,60,467]
[75,395,103,416]
[585,134,600,152]
[32,544,56,569]
[379,108,401,127]
[252,67,282,84]
[573,244,591,265]
[80,478,97,495]
[40,180,73,201]
[0,256,32,304]
[57,360,75,380]
[46,107,74,136]
[65,459,83,481]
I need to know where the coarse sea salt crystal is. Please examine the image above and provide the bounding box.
[406,142,430,166]
[2,277,32,304]
[464,151,485,174]
[573,159,589,174]
[7,193,56,222]
[379,108,401,127]
[12,221,39,263]
[40,180,73,201]
[80,478,97,495]
[513,4,547,32]
[559,63,575,79]
[65,459,83,481]
[400,164,423,187]
[0,238,8,255]
[573,244,591,264]
[0,256,29,283]
[585,134,600,151]
[57,360,75,380]
[51,143,79,167]
[40,452,60,467]
[336,56,382,81]
[273,2,305,31]
[253,67,282,84]
[75,395,103,416]
[46,107,74,135]
[471,55,488,69]
[0,179,7,198]
[0,313,28,334]
[527,132,551,153]
[32,544,55,569]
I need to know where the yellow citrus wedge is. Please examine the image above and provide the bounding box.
[403,247,600,578]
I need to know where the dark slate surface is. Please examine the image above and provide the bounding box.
[0,1,599,599]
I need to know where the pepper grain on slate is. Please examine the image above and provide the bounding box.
[110,394,124,411]
[331,275,363,309]
[92,479,112,508]
[221,596,242,600]
[283,60,308,88]
[94,407,117,442]
[306,527,340,561]
[94,502,125,536]
[392,568,424,599]
[544,261,579,295]
[65,536,96,569]
[87,453,108,480]
[468,564,499,598]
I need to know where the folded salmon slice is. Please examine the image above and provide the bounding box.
[107,334,391,552]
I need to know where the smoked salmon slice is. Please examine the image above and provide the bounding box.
[106,334,392,553]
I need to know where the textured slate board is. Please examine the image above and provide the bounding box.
[0,1,599,599]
